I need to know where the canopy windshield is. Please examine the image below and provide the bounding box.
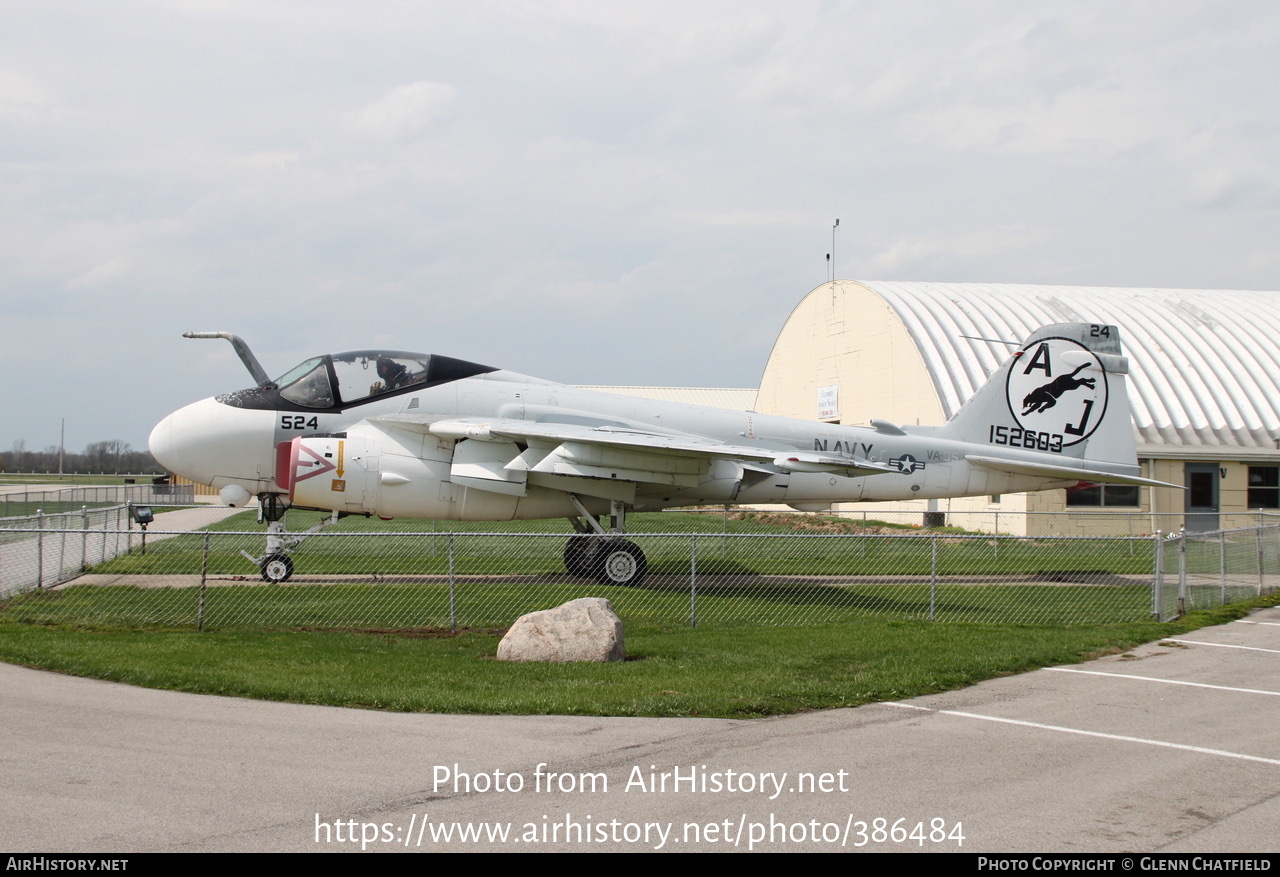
[274,350,496,409]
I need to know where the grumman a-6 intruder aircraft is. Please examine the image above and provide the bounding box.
[149,323,1171,586]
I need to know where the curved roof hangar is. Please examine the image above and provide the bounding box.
[758,281,1280,455]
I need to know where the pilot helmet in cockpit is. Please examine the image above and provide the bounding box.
[376,356,408,390]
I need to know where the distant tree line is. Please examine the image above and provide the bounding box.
[2,439,163,475]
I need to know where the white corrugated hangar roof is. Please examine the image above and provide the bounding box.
[758,281,1280,457]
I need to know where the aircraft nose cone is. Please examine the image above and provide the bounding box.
[149,397,277,491]
[148,413,179,473]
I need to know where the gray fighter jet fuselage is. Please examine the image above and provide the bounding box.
[150,323,1167,585]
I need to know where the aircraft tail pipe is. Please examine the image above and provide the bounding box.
[183,331,273,388]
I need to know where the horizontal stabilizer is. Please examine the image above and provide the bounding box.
[965,455,1181,489]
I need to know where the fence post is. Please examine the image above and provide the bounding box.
[1259,523,1265,596]
[1177,528,1187,618]
[197,532,210,631]
[448,534,456,632]
[55,511,67,584]
[108,505,119,562]
[1220,530,1227,605]
[81,505,89,572]
[36,510,44,590]
[689,535,698,628]
[1152,531,1163,620]
[929,534,938,622]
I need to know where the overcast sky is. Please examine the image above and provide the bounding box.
[4,0,1280,453]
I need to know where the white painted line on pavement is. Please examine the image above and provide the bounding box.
[1047,667,1280,697]
[1167,639,1280,654]
[884,702,1280,767]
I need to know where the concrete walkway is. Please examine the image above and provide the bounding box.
[144,504,250,540]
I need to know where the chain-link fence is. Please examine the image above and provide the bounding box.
[3,509,1276,630]
[674,507,1280,538]
[1154,524,1280,621]
[0,505,134,596]
[0,483,193,517]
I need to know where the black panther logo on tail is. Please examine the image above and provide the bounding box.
[1021,364,1096,415]
[1004,335,1109,448]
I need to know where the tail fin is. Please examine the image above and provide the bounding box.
[938,323,1159,484]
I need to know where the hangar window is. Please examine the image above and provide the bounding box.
[1065,484,1140,507]
[1248,466,1280,508]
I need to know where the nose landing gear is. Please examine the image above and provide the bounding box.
[241,493,340,584]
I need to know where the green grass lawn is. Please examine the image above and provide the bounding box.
[0,597,1269,717]
[1,578,1157,629]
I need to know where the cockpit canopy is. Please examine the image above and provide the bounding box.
[217,350,497,412]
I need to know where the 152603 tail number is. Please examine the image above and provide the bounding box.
[988,425,1063,453]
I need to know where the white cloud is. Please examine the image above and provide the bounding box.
[348,81,457,141]
[0,68,50,120]
[67,257,132,290]
[863,228,1050,279]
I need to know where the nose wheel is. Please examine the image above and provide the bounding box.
[260,553,295,584]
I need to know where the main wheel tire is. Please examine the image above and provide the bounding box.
[260,553,294,584]
[563,535,597,577]
[593,539,647,587]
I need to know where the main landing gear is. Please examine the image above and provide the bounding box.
[242,493,341,583]
[563,497,648,587]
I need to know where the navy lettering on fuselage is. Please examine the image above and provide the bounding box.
[813,439,874,458]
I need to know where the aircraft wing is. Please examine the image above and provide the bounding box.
[371,414,890,499]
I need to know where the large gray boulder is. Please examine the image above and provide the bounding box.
[496,597,625,663]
